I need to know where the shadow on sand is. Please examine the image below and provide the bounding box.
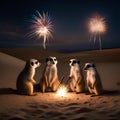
[0,88,17,95]
[0,88,120,96]
[101,90,120,96]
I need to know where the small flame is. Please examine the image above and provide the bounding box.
[56,85,68,97]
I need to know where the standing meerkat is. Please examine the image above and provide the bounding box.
[16,59,40,96]
[68,59,85,93]
[84,63,103,96]
[40,56,60,93]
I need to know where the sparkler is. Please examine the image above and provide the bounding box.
[30,11,53,49]
[88,14,106,50]
[56,76,68,97]
[56,85,68,97]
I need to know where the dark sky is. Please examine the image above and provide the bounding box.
[0,0,120,52]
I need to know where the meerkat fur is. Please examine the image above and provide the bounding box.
[68,59,85,93]
[16,59,40,96]
[84,63,103,96]
[40,56,60,92]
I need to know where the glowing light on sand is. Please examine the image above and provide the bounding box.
[56,85,68,97]
[88,14,106,50]
[30,11,53,49]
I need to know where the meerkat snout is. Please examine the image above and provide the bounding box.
[46,56,57,66]
[83,63,95,71]
[29,59,41,68]
[69,59,80,66]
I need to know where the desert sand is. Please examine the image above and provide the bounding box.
[0,48,120,120]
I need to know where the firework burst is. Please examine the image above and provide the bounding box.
[88,14,106,50]
[29,11,53,49]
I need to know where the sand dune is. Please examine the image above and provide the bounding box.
[1,48,120,62]
[0,50,120,120]
[0,52,25,88]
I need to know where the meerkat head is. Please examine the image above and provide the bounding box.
[83,63,95,71]
[46,56,58,66]
[26,59,40,69]
[69,59,80,67]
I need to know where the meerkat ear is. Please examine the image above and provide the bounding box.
[31,62,34,66]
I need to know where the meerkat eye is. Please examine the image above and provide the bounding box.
[49,58,53,61]
[73,60,77,64]
[87,64,91,68]
[77,61,80,64]
[35,61,38,64]
[31,62,34,66]
[86,65,89,68]
[54,58,57,61]
[46,58,53,62]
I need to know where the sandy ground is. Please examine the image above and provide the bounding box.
[0,49,120,120]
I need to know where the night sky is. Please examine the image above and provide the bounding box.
[0,0,120,52]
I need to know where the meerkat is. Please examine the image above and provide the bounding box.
[84,63,103,96]
[39,56,60,93]
[16,59,40,96]
[68,59,85,93]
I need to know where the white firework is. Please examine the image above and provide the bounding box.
[88,14,106,50]
[29,11,53,49]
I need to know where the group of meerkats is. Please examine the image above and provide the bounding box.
[16,56,103,97]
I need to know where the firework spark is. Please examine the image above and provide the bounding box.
[88,14,106,49]
[56,85,68,97]
[30,11,53,49]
